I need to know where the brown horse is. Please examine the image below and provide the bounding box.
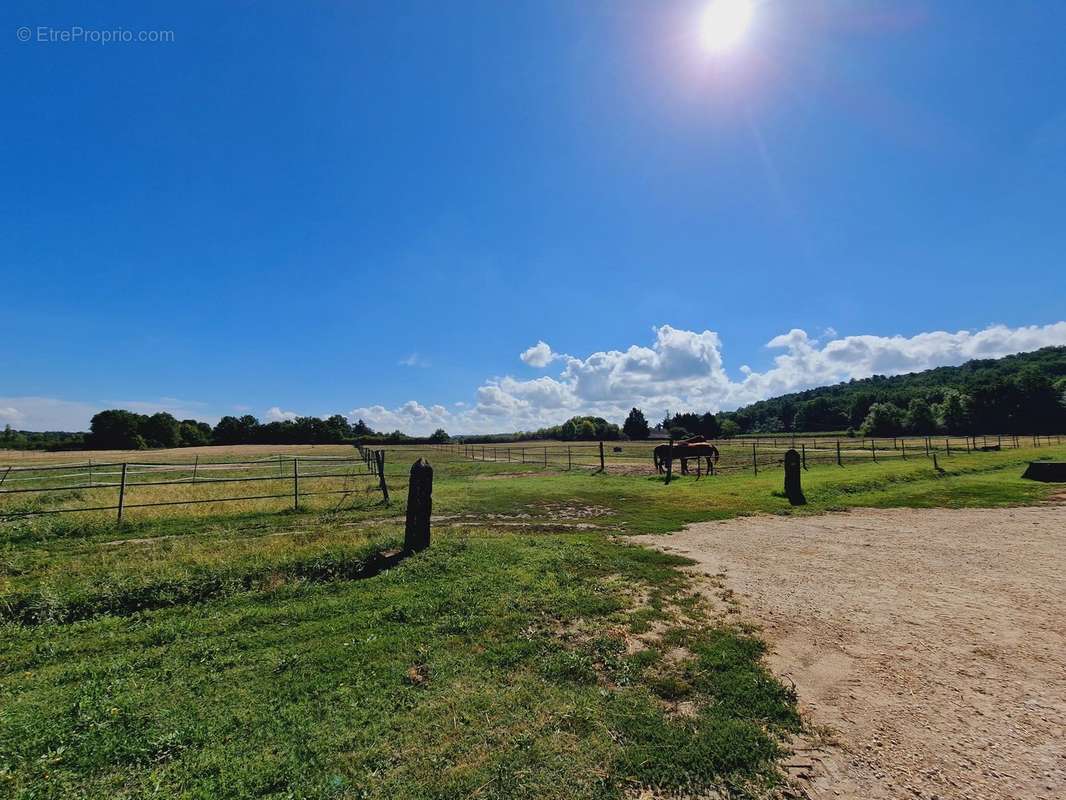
[653,442,720,475]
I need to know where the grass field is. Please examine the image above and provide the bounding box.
[1,442,1064,798]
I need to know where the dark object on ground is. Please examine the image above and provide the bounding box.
[613,446,623,453]
[784,449,806,505]
[976,445,1001,452]
[1021,462,1066,482]
[404,459,433,552]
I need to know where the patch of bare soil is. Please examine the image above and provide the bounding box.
[635,507,1066,800]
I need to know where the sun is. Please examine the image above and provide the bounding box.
[698,0,755,55]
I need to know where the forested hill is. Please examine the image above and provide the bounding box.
[720,346,1066,436]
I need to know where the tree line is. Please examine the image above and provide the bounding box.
[13,411,455,451]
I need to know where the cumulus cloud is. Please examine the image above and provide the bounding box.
[341,321,1066,435]
[519,341,558,368]
[265,406,300,422]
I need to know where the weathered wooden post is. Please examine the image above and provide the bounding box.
[88,458,93,488]
[752,442,758,476]
[293,457,300,510]
[784,449,806,506]
[192,454,199,483]
[568,446,572,470]
[932,452,940,471]
[871,440,877,462]
[404,459,433,553]
[836,440,843,467]
[544,447,547,467]
[801,443,807,470]
[375,450,389,504]
[945,438,951,455]
[117,462,128,523]
[599,441,605,472]
[901,439,907,460]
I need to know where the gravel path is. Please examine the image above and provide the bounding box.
[635,506,1066,800]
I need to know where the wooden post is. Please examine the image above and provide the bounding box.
[925,437,930,457]
[871,440,877,462]
[946,438,951,455]
[375,450,390,504]
[192,454,199,483]
[801,443,807,470]
[404,459,433,553]
[293,458,300,510]
[933,452,939,470]
[0,465,11,488]
[901,439,907,460]
[784,449,806,506]
[567,446,572,471]
[599,441,605,472]
[544,447,547,467]
[117,462,128,523]
[836,440,842,467]
[752,442,758,476]
[88,458,93,488]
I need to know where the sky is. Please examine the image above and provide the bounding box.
[3,0,1065,434]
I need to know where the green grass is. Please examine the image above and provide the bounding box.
[0,532,798,799]
[1,443,1063,798]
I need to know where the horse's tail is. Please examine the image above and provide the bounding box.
[653,447,661,472]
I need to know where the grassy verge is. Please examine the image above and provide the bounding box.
[0,532,797,799]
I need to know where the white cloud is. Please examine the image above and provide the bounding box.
[398,353,430,368]
[339,320,1066,435]
[519,340,558,368]
[265,406,300,422]
[8,321,1066,436]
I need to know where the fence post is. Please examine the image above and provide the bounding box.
[376,450,390,504]
[871,440,877,462]
[293,458,300,510]
[567,446,572,471]
[88,458,93,488]
[946,438,951,455]
[752,442,758,476]
[192,454,199,482]
[784,449,806,505]
[933,452,939,470]
[404,459,433,553]
[901,439,907,460]
[599,441,605,472]
[836,440,842,467]
[117,462,128,523]
[544,446,547,467]
[801,443,807,470]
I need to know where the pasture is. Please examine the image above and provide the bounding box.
[1,439,1065,798]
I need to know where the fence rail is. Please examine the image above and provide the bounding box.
[439,433,1065,476]
[0,451,393,522]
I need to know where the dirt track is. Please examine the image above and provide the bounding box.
[636,506,1066,800]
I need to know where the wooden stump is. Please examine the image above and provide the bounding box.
[404,458,433,553]
[784,449,806,506]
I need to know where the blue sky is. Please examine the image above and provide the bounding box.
[3,0,1065,433]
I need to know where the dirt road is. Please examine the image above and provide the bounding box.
[636,506,1066,800]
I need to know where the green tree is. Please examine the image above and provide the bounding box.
[86,410,147,450]
[429,428,450,443]
[178,420,211,447]
[933,390,971,434]
[622,408,650,440]
[903,398,937,435]
[859,403,904,437]
[718,419,740,438]
[142,412,182,448]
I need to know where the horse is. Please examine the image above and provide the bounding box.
[653,442,720,475]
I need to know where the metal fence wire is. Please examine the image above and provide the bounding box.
[0,451,391,521]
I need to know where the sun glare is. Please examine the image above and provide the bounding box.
[699,0,755,55]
